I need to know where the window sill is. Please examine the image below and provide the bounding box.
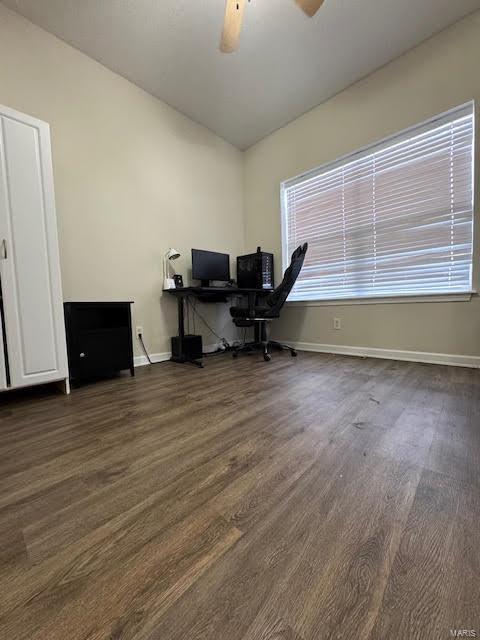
[286,292,476,307]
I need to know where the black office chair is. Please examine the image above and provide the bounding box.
[230,243,308,361]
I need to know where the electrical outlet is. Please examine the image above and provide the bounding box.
[136,326,144,338]
[333,318,341,330]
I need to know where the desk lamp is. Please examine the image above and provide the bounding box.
[164,248,181,289]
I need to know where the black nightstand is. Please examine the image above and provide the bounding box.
[64,302,134,382]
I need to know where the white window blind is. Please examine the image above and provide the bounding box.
[281,103,474,302]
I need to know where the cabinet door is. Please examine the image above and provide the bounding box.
[0,106,68,388]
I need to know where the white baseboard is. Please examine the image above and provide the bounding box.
[279,340,480,369]
[134,352,171,367]
[134,342,225,368]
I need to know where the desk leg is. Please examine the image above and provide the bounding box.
[178,296,185,359]
[171,294,204,368]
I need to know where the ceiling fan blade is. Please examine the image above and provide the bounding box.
[295,0,325,17]
[220,0,247,53]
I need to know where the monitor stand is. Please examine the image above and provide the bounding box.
[200,280,211,288]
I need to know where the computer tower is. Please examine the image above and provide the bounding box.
[237,247,274,290]
[171,334,203,361]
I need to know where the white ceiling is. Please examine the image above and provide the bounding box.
[3,0,480,149]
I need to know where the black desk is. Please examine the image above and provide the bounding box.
[164,286,272,367]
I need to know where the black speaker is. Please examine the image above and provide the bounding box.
[173,274,184,288]
[171,334,203,360]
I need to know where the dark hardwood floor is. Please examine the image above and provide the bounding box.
[0,351,478,640]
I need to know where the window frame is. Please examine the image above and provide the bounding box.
[280,101,476,305]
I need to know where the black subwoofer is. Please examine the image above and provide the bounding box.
[171,334,203,361]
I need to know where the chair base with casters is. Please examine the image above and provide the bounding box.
[231,318,298,362]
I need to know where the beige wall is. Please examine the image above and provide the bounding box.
[244,10,480,358]
[0,4,245,357]
[2,4,480,361]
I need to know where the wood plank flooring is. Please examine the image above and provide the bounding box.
[0,351,478,640]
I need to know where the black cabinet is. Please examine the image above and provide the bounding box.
[64,302,134,382]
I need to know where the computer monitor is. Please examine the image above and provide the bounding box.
[191,249,230,287]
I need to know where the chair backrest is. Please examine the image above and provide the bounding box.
[265,243,308,315]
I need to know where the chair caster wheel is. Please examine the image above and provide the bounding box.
[291,350,298,357]
[263,353,272,362]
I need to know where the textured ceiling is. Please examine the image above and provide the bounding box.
[3,0,480,149]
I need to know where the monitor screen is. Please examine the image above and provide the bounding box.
[191,249,230,283]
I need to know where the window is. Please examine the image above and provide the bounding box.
[281,103,474,302]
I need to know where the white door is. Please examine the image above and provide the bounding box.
[0,105,68,389]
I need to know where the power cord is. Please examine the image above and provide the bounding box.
[138,332,153,365]
[186,297,196,335]
[189,299,229,348]
[138,300,236,365]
